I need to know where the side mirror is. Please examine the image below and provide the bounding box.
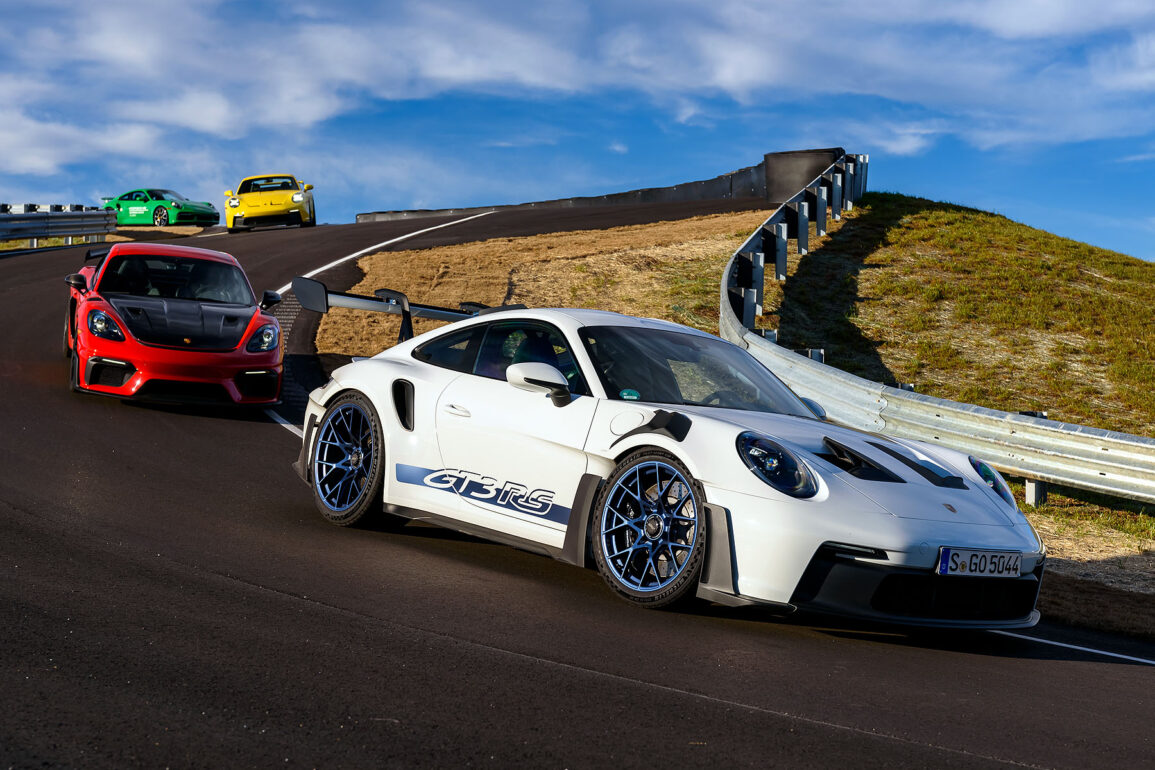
[506,362,571,407]
[260,290,282,310]
[303,183,314,191]
[224,190,233,197]
[800,397,826,421]
[65,273,88,293]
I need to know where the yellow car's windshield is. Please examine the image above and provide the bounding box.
[238,177,297,194]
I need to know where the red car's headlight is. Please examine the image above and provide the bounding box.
[87,309,124,341]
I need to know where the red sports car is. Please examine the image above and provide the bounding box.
[63,242,283,405]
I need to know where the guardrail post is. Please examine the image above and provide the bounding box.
[773,223,787,282]
[743,251,765,328]
[1018,411,1050,506]
[807,185,828,237]
[843,161,856,211]
[825,172,843,221]
[1024,479,1048,507]
[785,200,809,255]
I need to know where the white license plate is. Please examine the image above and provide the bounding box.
[937,548,1021,577]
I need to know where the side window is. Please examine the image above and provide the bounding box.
[473,321,590,396]
[411,326,484,373]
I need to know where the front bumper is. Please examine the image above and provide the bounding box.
[229,210,303,229]
[78,348,282,405]
[788,543,1044,629]
[173,209,220,226]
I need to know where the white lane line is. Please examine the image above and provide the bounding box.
[267,409,303,438]
[991,630,1155,666]
[273,210,496,296]
[266,209,496,433]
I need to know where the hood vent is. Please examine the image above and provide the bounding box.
[819,437,904,483]
[867,441,968,489]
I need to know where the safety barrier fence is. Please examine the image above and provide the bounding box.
[0,204,115,247]
[718,154,1155,505]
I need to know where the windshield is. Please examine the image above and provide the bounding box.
[581,325,813,416]
[238,177,297,194]
[149,190,188,202]
[97,254,255,305]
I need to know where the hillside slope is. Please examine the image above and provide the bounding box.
[769,192,1155,438]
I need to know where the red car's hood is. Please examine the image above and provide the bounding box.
[106,295,256,350]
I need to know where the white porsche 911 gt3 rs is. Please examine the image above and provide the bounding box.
[291,278,1045,629]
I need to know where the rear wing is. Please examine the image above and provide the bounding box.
[291,276,525,343]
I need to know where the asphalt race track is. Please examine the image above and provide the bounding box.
[2,207,1152,768]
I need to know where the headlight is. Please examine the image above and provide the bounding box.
[291,192,304,203]
[969,456,1016,508]
[228,197,240,208]
[171,202,182,209]
[737,432,817,498]
[87,309,124,341]
[246,323,279,352]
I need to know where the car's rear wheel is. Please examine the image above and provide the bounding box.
[592,449,707,608]
[311,392,395,527]
[153,207,169,226]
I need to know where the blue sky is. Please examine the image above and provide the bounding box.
[3,0,1155,259]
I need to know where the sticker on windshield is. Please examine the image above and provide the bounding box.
[620,389,640,401]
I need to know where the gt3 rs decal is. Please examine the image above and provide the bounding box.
[396,463,570,524]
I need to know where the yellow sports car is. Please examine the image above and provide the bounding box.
[224,174,316,233]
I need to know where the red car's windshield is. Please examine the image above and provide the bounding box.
[98,254,255,305]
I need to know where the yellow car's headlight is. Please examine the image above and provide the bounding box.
[228,197,240,208]
[291,192,304,203]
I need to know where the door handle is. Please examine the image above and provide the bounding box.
[443,403,471,418]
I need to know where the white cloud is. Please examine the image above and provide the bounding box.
[4,0,1155,195]
[0,113,160,175]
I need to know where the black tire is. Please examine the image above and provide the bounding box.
[310,392,388,527]
[63,313,72,359]
[68,353,80,392]
[153,207,169,227]
[302,203,316,227]
[591,448,707,608]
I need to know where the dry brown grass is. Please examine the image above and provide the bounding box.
[315,209,775,356]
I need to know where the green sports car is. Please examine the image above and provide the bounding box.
[102,189,220,227]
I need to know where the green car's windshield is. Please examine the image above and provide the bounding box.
[98,254,255,305]
[581,325,813,416]
[149,190,188,202]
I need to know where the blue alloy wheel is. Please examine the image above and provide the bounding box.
[594,451,706,606]
[311,393,387,526]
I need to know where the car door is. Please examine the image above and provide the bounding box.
[433,320,597,547]
[125,191,150,224]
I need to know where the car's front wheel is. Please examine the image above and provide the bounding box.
[310,392,391,527]
[68,352,80,392]
[592,449,707,608]
[153,207,169,226]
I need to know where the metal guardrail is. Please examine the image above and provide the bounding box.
[0,204,116,247]
[718,154,1155,505]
